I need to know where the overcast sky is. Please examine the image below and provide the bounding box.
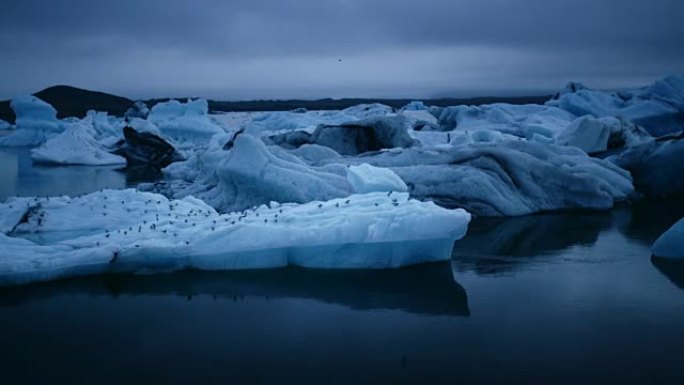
[1,0,683,100]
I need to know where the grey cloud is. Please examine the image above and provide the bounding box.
[0,0,682,99]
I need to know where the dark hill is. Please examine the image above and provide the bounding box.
[0,85,134,123]
[0,85,551,125]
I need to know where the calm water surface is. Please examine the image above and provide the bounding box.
[1,147,683,384]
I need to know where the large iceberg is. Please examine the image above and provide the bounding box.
[547,75,684,137]
[317,140,634,216]
[154,134,353,213]
[609,136,684,197]
[146,99,226,147]
[0,188,471,286]
[309,115,415,155]
[652,218,684,259]
[31,122,127,166]
[0,95,63,146]
[156,132,633,217]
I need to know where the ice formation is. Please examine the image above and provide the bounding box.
[652,218,684,259]
[0,119,10,130]
[317,140,634,216]
[547,75,684,137]
[147,99,225,146]
[555,116,652,154]
[0,95,63,146]
[154,134,353,213]
[114,126,185,167]
[609,136,684,197]
[31,122,126,166]
[0,189,471,285]
[309,115,415,155]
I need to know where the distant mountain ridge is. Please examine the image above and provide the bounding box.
[0,85,135,123]
[0,85,551,124]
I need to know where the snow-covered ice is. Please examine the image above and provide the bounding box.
[652,218,684,259]
[0,188,471,286]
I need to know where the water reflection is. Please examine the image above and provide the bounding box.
[0,263,470,316]
[452,212,613,275]
[613,198,684,246]
[651,256,684,290]
[0,147,160,200]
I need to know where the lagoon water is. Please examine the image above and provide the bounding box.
[1,147,683,384]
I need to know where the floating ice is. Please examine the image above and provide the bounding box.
[0,95,63,146]
[310,115,415,155]
[147,99,225,146]
[547,75,684,137]
[31,122,126,166]
[652,218,684,259]
[556,116,652,154]
[609,136,684,197]
[317,140,634,216]
[401,101,427,111]
[346,163,408,194]
[0,189,471,286]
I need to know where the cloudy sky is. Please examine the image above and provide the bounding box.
[1,0,682,100]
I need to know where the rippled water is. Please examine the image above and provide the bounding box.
[1,147,683,384]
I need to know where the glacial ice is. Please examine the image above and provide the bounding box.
[609,136,684,197]
[652,218,684,259]
[346,164,408,194]
[317,140,634,216]
[0,189,471,286]
[547,75,684,137]
[555,116,652,154]
[309,115,415,155]
[31,122,127,166]
[0,95,63,146]
[147,99,226,146]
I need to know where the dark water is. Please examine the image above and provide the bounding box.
[1,149,684,384]
[0,147,160,200]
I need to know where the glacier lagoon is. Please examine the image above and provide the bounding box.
[1,147,684,384]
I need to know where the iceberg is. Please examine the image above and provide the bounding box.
[317,140,634,216]
[401,101,427,111]
[652,218,684,259]
[31,122,127,166]
[0,95,63,147]
[556,116,652,154]
[0,188,471,286]
[309,115,415,155]
[113,125,185,168]
[346,163,408,194]
[434,103,575,139]
[153,134,353,213]
[609,136,684,197]
[0,119,10,130]
[547,75,684,137]
[146,99,225,147]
